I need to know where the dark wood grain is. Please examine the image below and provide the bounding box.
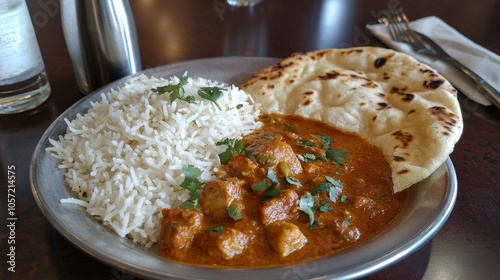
[1,0,498,279]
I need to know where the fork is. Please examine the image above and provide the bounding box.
[378,11,500,109]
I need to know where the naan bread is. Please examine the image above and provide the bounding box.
[243,47,463,192]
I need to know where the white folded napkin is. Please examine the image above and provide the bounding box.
[366,16,500,106]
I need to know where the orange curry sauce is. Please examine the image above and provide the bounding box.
[159,114,408,267]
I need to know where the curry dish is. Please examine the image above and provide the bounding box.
[159,114,408,267]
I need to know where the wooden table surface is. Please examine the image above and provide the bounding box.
[1,0,499,279]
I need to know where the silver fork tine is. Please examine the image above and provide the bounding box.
[378,16,400,42]
[378,12,411,43]
[391,14,406,42]
[399,12,419,44]
[388,10,428,50]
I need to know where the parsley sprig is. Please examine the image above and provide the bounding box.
[299,195,317,228]
[227,204,243,220]
[252,182,281,202]
[152,76,226,110]
[327,149,348,167]
[216,138,245,164]
[310,176,344,202]
[152,76,196,104]
[206,225,224,233]
[179,165,204,209]
[299,176,345,228]
[298,134,349,167]
[198,87,224,110]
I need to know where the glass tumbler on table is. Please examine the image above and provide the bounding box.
[0,0,51,115]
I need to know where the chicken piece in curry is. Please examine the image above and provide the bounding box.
[159,114,408,267]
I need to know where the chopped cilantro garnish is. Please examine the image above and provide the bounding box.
[298,153,319,162]
[297,140,316,148]
[152,76,196,104]
[311,176,344,203]
[216,138,244,164]
[340,194,348,203]
[326,149,349,167]
[314,134,332,149]
[197,86,224,110]
[312,134,349,167]
[319,200,333,212]
[218,150,233,165]
[179,199,198,210]
[310,183,329,195]
[285,176,302,187]
[262,134,275,140]
[251,181,280,202]
[299,195,317,228]
[182,164,203,179]
[244,149,257,162]
[206,225,224,233]
[152,79,226,110]
[170,222,179,229]
[227,204,242,220]
[266,168,279,184]
[265,187,280,198]
[251,181,272,192]
[179,165,204,209]
[325,175,343,187]
[260,186,281,203]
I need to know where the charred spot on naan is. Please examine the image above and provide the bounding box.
[318,71,373,85]
[302,90,315,106]
[423,79,445,89]
[267,64,285,80]
[397,169,410,175]
[393,155,406,161]
[303,99,313,106]
[390,86,416,103]
[318,71,340,80]
[374,58,387,68]
[419,69,448,89]
[419,68,440,78]
[362,81,379,89]
[390,86,408,93]
[242,60,297,87]
[377,102,391,110]
[391,91,415,102]
[310,50,329,59]
[374,53,395,68]
[392,130,414,149]
[340,49,364,55]
[429,106,461,135]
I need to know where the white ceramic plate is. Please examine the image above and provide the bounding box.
[30,57,457,279]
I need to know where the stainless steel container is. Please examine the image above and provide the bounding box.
[61,0,142,95]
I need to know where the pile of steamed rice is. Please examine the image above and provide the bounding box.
[46,74,262,247]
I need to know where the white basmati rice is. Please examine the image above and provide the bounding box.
[46,74,262,247]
